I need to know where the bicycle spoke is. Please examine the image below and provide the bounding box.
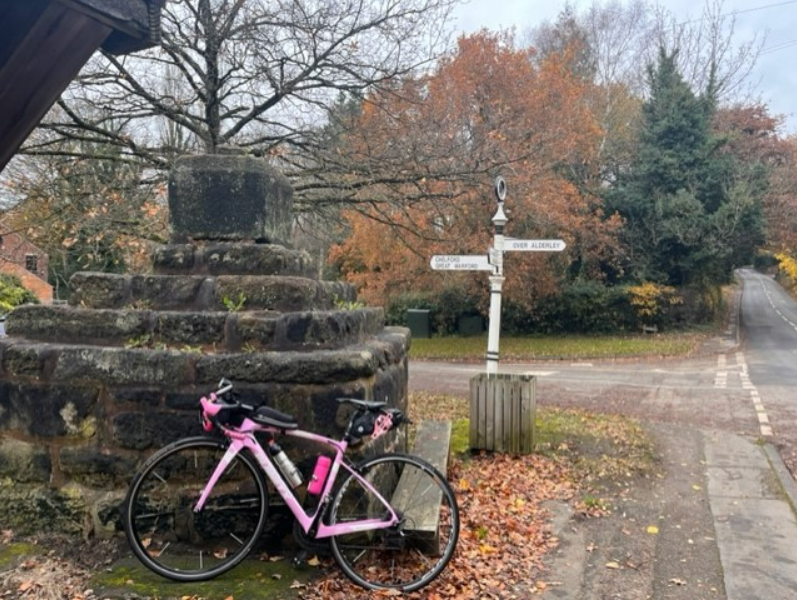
[124,439,268,582]
[134,510,174,521]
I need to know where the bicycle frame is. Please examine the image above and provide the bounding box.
[194,407,401,540]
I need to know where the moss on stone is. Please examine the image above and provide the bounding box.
[92,556,316,600]
[0,542,43,570]
[450,418,470,455]
[0,482,86,535]
[80,415,98,438]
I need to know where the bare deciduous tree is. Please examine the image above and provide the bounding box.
[21,0,458,204]
[526,0,765,184]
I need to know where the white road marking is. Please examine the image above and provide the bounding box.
[443,366,558,377]
[758,277,797,329]
[735,349,773,438]
[715,354,728,389]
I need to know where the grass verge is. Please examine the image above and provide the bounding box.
[408,391,657,491]
[409,333,700,361]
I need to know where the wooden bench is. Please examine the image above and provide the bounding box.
[391,419,452,555]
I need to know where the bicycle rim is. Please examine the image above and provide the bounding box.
[328,453,459,592]
[123,437,268,582]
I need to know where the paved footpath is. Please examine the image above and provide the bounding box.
[540,424,797,600]
[706,432,797,600]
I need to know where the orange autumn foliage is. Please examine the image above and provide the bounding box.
[329,32,623,312]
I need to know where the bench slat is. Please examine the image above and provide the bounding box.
[392,420,451,555]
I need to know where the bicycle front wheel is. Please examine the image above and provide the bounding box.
[123,437,268,582]
[328,453,459,592]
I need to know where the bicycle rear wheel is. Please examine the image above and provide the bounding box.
[328,453,459,592]
[123,437,268,582]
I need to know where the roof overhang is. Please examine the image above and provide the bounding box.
[0,0,166,174]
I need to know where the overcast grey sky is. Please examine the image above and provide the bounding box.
[451,0,797,134]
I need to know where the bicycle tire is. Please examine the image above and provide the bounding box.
[123,436,268,582]
[328,453,459,592]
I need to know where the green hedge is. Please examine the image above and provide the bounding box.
[385,280,723,335]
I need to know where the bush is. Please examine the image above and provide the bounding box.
[507,281,721,334]
[754,252,779,272]
[775,252,797,291]
[386,279,723,336]
[0,274,39,313]
[556,280,628,333]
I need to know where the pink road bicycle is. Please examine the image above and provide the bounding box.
[122,378,459,592]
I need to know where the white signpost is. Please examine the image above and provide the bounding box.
[430,255,493,271]
[428,178,567,375]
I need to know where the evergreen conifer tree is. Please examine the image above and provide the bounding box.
[609,48,763,286]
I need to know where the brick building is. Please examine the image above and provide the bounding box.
[0,222,52,303]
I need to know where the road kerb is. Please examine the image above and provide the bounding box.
[764,443,797,516]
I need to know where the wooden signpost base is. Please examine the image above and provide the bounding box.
[469,373,536,455]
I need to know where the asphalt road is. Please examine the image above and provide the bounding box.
[736,268,797,474]
[409,269,797,466]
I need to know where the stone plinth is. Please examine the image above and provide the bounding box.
[169,154,293,244]
[0,152,410,536]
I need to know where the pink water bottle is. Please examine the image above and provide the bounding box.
[307,455,331,495]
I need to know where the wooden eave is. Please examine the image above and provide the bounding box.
[60,0,165,54]
[0,0,165,174]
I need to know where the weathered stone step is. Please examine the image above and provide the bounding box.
[0,327,409,388]
[152,242,316,277]
[68,272,355,311]
[6,305,384,351]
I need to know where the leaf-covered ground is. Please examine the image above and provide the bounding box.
[0,393,654,600]
[294,393,653,600]
[295,453,574,600]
